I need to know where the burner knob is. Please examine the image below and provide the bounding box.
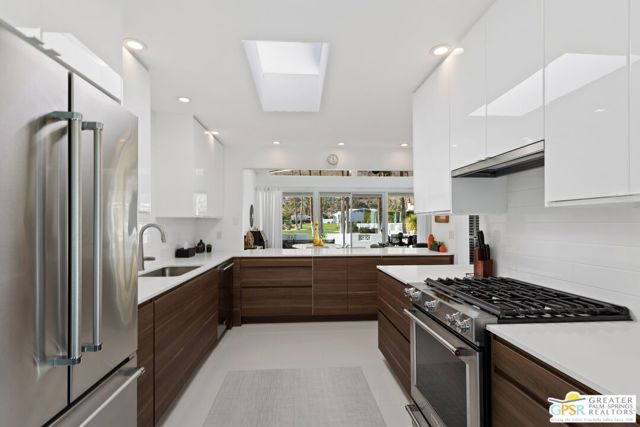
[403,288,412,299]
[423,300,440,312]
[455,318,471,333]
[445,312,462,325]
[409,289,422,302]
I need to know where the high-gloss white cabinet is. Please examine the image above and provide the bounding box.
[413,61,451,214]
[630,0,640,195]
[152,113,224,218]
[413,57,508,215]
[544,0,631,204]
[449,15,487,171]
[485,0,543,157]
[193,121,224,218]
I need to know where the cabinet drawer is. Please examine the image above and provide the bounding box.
[242,287,312,317]
[378,311,410,393]
[492,337,592,407]
[241,257,312,268]
[377,272,411,340]
[313,292,348,315]
[241,267,312,288]
[492,372,567,427]
[348,291,378,315]
[347,257,381,293]
[313,257,347,293]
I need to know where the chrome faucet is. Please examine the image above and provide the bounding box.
[138,223,166,271]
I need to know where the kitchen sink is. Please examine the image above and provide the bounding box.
[140,266,201,278]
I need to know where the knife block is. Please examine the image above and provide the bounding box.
[473,248,493,278]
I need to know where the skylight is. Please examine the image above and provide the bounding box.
[243,40,329,112]
[256,41,323,75]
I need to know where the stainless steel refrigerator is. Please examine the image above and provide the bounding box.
[0,21,141,427]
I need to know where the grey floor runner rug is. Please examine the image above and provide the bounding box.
[203,367,388,427]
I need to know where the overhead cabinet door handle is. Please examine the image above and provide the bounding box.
[82,121,104,352]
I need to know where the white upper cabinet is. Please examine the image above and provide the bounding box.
[413,56,507,215]
[152,113,224,218]
[544,0,631,204]
[631,0,640,195]
[193,120,225,218]
[413,61,452,214]
[449,16,487,171]
[485,0,544,157]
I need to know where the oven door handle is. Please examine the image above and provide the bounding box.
[403,308,472,357]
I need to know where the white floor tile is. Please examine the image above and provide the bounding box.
[157,321,412,427]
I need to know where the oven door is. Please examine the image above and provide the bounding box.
[404,308,482,427]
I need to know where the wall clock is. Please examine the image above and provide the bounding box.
[327,153,339,166]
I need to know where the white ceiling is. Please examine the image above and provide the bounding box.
[124,0,493,147]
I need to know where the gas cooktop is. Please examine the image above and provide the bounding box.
[425,276,631,323]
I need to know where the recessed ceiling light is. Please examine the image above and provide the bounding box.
[451,47,465,56]
[204,130,220,136]
[177,96,191,103]
[431,45,450,56]
[272,141,281,145]
[594,108,606,113]
[400,143,409,147]
[124,39,145,51]
[337,142,345,146]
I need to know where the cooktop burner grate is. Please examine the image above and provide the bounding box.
[425,276,631,323]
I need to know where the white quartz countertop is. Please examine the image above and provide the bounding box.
[138,248,453,305]
[241,247,452,257]
[377,264,473,284]
[376,264,640,414]
[138,252,236,304]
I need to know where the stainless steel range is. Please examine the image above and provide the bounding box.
[403,275,631,427]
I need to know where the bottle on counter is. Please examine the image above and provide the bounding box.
[196,239,205,253]
[312,219,324,247]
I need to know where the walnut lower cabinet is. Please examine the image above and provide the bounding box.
[138,267,219,426]
[237,255,453,322]
[239,258,312,320]
[491,335,640,427]
[313,257,348,315]
[377,271,411,394]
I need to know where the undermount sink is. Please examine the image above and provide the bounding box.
[140,265,201,278]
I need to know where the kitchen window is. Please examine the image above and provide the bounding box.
[281,193,314,244]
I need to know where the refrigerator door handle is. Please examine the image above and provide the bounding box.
[46,111,83,366]
[81,121,104,353]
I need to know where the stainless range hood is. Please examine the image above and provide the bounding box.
[451,140,544,178]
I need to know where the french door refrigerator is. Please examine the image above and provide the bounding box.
[0,21,141,427]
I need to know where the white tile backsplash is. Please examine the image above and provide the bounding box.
[483,167,640,314]
[138,214,199,259]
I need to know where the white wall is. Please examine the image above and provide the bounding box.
[200,144,413,251]
[483,167,640,313]
[242,169,256,233]
[428,215,470,265]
